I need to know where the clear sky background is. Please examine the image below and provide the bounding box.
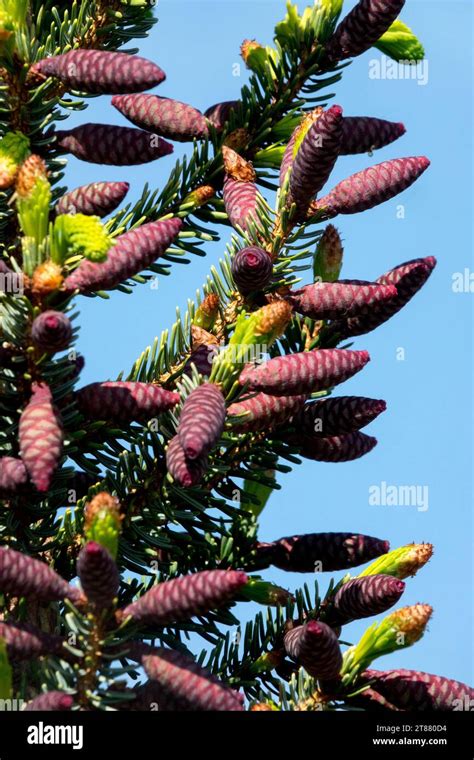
[63,1,472,685]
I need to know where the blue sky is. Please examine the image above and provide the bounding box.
[64,1,472,685]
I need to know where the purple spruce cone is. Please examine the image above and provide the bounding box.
[76,381,180,422]
[296,396,386,436]
[23,692,74,711]
[0,457,28,494]
[287,280,398,321]
[231,246,273,295]
[31,310,73,353]
[112,94,209,142]
[284,621,343,679]
[360,669,474,712]
[0,545,77,602]
[77,541,120,609]
[178,383,226,459]
[19,382,63,492]
[166,436,208,488]
[325,0,406,62]
[227,392,306,433]
[56,181,130,217]
[340,116,406,155]
[55,123,173,166]
[328,575,406,626]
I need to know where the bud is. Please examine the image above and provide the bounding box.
[31,310,73,353]
[63,218,182,293]
[19,382,63,492]
[231,246,273,295]
[358,543,433,580]
[24,691,74,711]
[84,492,122,560]
[77,541,119,610]
[193,293,220,331]
[122,569,248,626]
[0,131,30,190]
[77,381,180,422]
[56,181,130,217]
[240,578,294,606]
[31,50,166,93]
[31,261,63,295]
[166,436,208,488]
[239,349,370,396]
[313,224,343,282]
[296,396,387,437]
[112,94,209,142]
[0,545,76,602]
[328,575,405,626]
[255,532,389,572]
[182,184,215,210]
[313,156,430,218]
[178,383,226,459]
[55,123,174,166]
[142,649,244,711]
[284,621,342,679]
[248,651,283,676]
[325,0,406,62]
[360,669,474,711]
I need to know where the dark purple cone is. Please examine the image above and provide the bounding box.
[239,349,370,396]
[31,50,165,94]
[255,532,389,572]
[223,174,258,232]
[341,117,406,155]
[296,396,386,436]
[31,310,73,353]
[166,435,208,487]
[77,541,119,609]
[335,257,436,337]
[360,669,474,711]
[227,392,306,433]
[122,569,248,626]
[284,621,342,679]
[289,105,343,216]
[0,621,64,662]
[76,381,180,422]
[0,545,77,602]
[178,383,226,459]
[19,383,63,492]
[231,246,273,295]
[56,181,130,217]
[287,280,397,320]
[325,0,406,62]
[112,94,209,142]
[294,431,378,462]
[63,217,182,293]
[129,680,189,711]
[183,344,218,377]
[204,100,240,132]
[55,123,173,166]
[142,649,244,711]
[24,692,74,711]
[0,457,28,494]
[328,575,405,626]
[313,156,430,218]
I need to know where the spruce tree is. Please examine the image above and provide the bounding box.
[0,0,471,713]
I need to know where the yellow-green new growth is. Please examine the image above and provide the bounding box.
[0,637,12,701]
[0,131,30,189]
[375,20,425,62]
[53,214,114,265]
[358,542,433,580]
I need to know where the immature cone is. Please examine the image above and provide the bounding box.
[142,649,244,711]
[297,396,387,437]
[19,382,63,492]
[231,246,273,295]
[55,123,173,166]
[178,383,226,459]
[0,457,28,493]
[287,280,397,321]
[15,154,49,197]
[325,0,406,62]
[56,181,130,217]
[227,392,306,433]
[313,156,430,218]
[193,294,220,330]
[289,105,344,216]
[255,532,389,572]
[0,621,64,662]
[284,621,342,679]
[222,146,258,232]
[313,224,343,282]
[31,50,166,94]
[122,569,248,626]
[183,344,218,377]
[77,541,119,609]
[166,435,208,487]
[112,94,209,142]
[24,692,74,712]
[63,217,182,293]
[341,117,406,155]
[239,349,370,396]
[294,431,378,462]
[204,100,239,131]
[0,545,76,602]
[77,381,180,422]
[31,310,73,353]
[360,669,474,712]
[329,575,405,626]
[336,256,436,337]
